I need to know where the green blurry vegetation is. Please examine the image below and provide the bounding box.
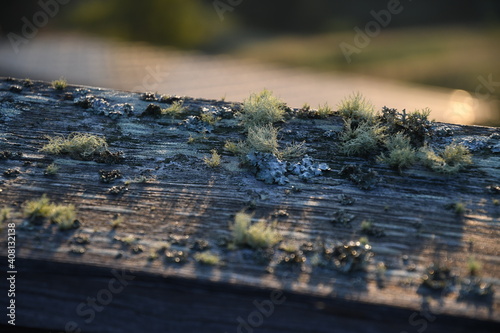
[231,26,500,103]
[23,195,78,230]
[62,0,224,48]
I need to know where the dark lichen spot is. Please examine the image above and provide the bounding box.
[190,239,210,251]
[140,92,157,102]
[360,220,386,237]
[277,249,306,265]
[164,249,188,263]
[9,85,22,93]
[140,103,162,117]
[107,185,128,195]
[99,169,122,183]
[330,209,355,227]
[340,164,379,190]
[488,184,500,194]
[458,277,494,300]
[94,150,124,164]
[421,264,455,291]
[160,94,183,103]
[131,245,144,254]
[338,194,355,205]
[0,151,13,160]
[3,169,20,178]
[379,106,431,147]
[63,92,74,101]
[322,241,373,273]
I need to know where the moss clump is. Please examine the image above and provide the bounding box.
[51,77,67,90]
[246,124,279,154]
[204,149,221,168]
[377,133,417,170]
[317,103,334,118]
[339,120,386,157]
[44,163,59,175]
[230,212,281,249]
[200,112,221,125]
[239,89,285,128]
[194,251,221,265]
[337,92,376,125]
[161,101,186,117]
[0,207,11,224]
[420,143,472,174]
[40,133,109,160]
[467,257,482,276]
[379,107,431,147]
[23,195,77,230]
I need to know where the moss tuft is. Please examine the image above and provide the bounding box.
[41,133,108,160]
[337,92,376,125]
[246,124,279,154]
[194,251,221,265]
[23,195,77,230]
[51,77,67,90]
[239,89,285,128]
[339,120,386,157]
[230,212,281,249]
[420,143,472,174]
[204,149,221,168]
[378,133,417,170]
[161,101,186,117]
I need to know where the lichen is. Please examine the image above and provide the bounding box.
[74,95,134,118]
[246,152,329,185]
[23,195,78,230]
[239,89,286,128]
[322,241,373,273]
[230,212,281,249]
[340,164,379,190]
[420,143,472,174]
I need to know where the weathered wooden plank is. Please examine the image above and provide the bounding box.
[0,77,499,332]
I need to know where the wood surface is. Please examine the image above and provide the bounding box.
[0,77,498,332]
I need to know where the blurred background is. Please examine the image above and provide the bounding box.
[0,0,499,125]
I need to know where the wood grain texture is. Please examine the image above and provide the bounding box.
[0,78,498,332]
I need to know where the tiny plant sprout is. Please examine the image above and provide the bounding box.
[161,101,186,117]
[204,149,221,168]
[467,257,481,276]
[454,202,466,215]
[317,103,334,118]
[44,163,59,175]
[360,220,372,232]
[51,77,68,90]
[194,251,221,265]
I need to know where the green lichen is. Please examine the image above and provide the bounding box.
[239,89,286,128]
[230,212,281,249]
[23,195,77,230]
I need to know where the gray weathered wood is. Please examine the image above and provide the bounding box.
[0,78,498,332]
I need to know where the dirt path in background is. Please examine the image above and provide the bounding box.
[0,33,494,125]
